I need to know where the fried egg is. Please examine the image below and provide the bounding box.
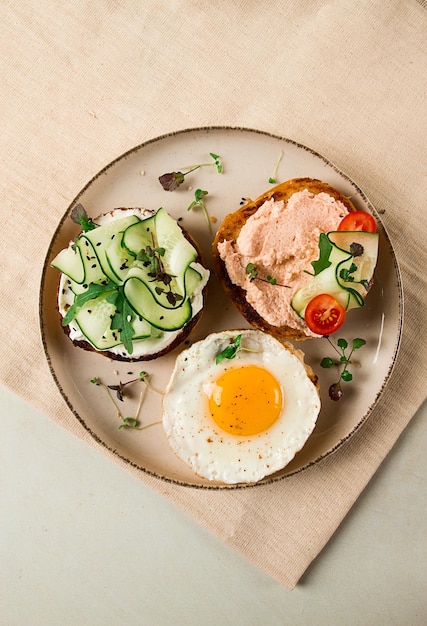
[162,329,320,484]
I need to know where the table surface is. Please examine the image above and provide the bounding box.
[1,384,426,625]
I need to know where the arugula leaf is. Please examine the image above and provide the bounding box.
[62,280,118,326]
[110,289,135,355]
[306,233,333,276]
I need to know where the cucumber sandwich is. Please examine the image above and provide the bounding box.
[51,206,210,361]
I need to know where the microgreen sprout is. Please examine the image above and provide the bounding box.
[268,149,284,184]
[245,262,258,281]
[187,188,211,229]
[245,263,290,288]
[320,336,366,401]
[209,152,223,173]
[158,152,223,191]
[70,204,97,231]
[90,372,163,430]
[136,236,183,306]
[215,334,262,365]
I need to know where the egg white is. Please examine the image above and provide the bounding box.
[162,329,321,484]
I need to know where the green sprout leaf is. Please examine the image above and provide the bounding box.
[187,188,211,229]
[209,152,223,173]
[215,334,262,365]
[119,417,139,430]
[62,280,118,327]
[70,204,97,231]
[245,262,258,281]
[321,336,366,401]
[352,338,366,350]
[244,262,289,288]
[268,149,284,184]
[159,152,223,190]
[90,371,163,431]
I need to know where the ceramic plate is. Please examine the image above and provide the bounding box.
[40,127,403,488]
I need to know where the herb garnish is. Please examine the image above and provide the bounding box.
[187,188,211,229]
[61,280,118,327]
[305,233,333,276]
[339,262,369,291]
[320,336,366,401]
[245,262,289,287]
[106,288,135,355]
[215,334,261,365]
[158,152,223,191]
[70,204,97,231]
[136,241,183,306]
[90,371,163,430]
[268,149,284,184]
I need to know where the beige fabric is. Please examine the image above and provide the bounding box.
[1,0,426,589]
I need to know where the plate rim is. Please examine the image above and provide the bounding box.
[39,125,404,489]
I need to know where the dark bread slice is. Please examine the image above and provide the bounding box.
[212,178,357,341]
[59,208,208,362]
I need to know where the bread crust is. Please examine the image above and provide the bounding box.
[59,209,208,362]
[212,178,357,341]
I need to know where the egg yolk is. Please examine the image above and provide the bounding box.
[208,365,283,436]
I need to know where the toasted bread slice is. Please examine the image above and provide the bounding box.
[212,178,357,341]
[57,208,209,361]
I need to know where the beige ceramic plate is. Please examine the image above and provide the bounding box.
[40,127,403,488]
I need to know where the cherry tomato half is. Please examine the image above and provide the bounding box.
[338,210,377,233]
[305,294,346,335]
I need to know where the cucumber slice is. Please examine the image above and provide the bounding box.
[105,231,136,283]
[155,208,198,278]
[67,237,109,295]
[121,212,157,256]
[329,230,379,294]
[73,291,154,349]
[291,231,379,318]
[124,272,192,331]
[84,214,141,281]
[291,257,352,315]
[123,208,198,308]
[51,244,85,283]
[328,230,378,256]
[74,293,121,350]
[185,266,203,297]
[132,315,156,340]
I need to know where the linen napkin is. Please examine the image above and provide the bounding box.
[1,0,426,589]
